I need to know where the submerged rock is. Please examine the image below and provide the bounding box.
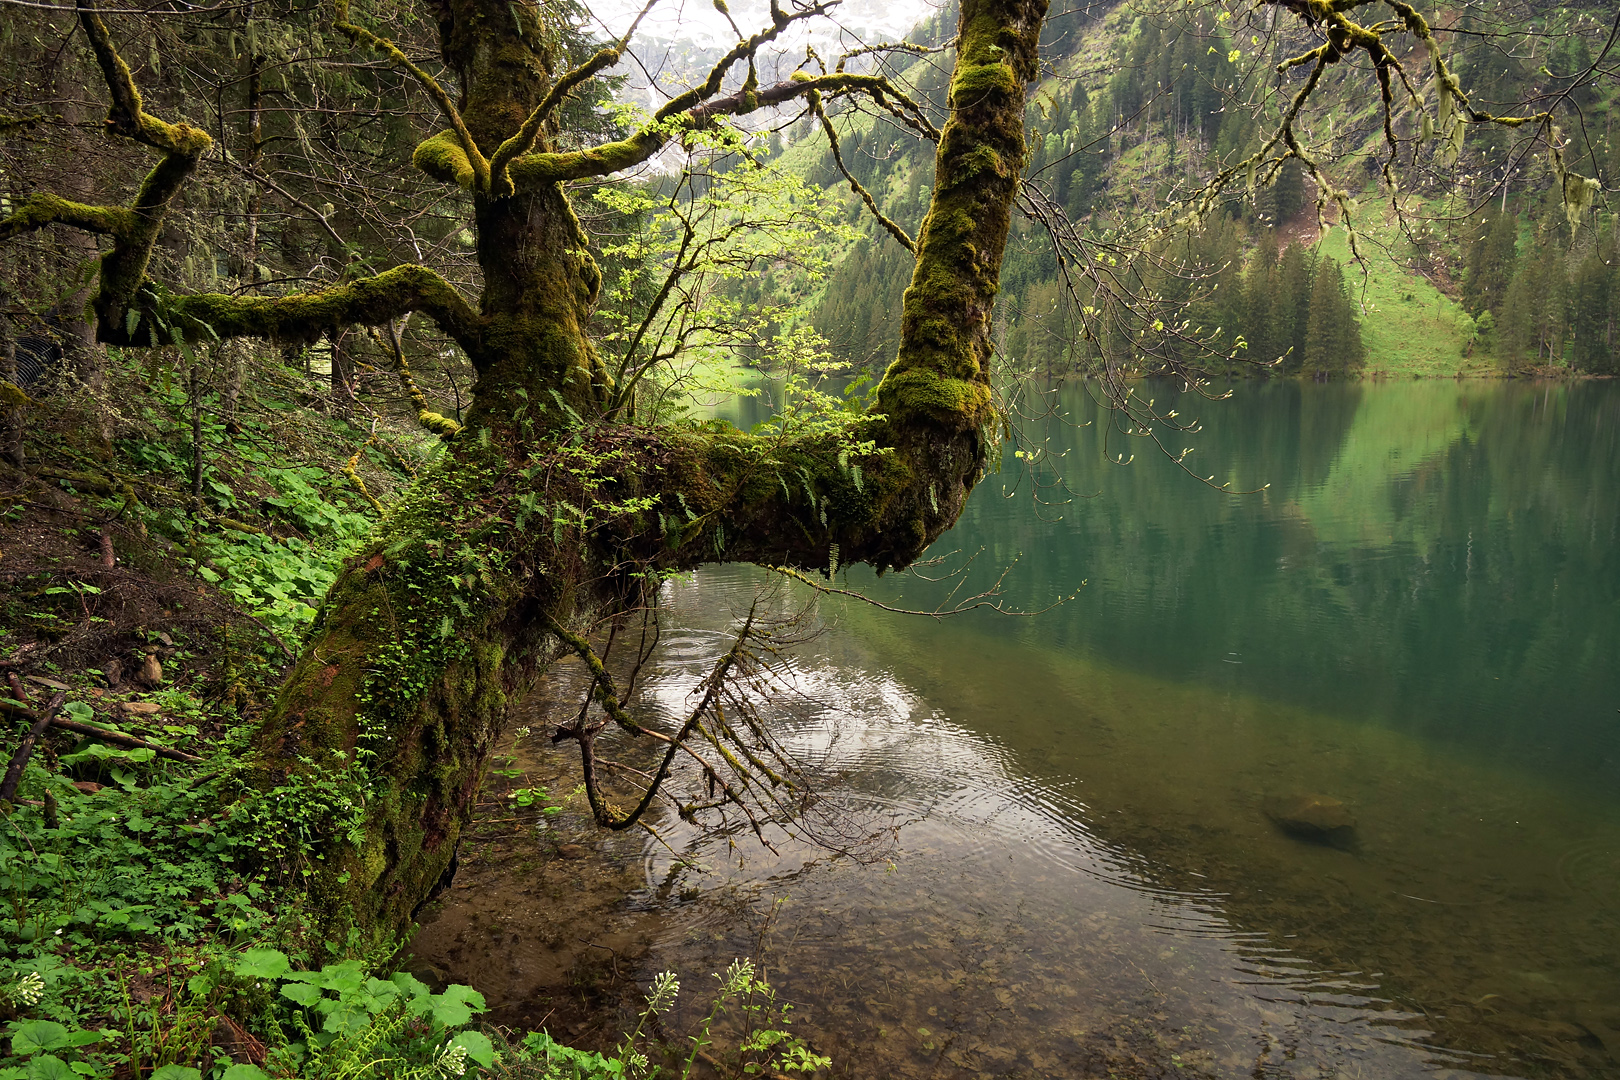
[1264,794,1357,849]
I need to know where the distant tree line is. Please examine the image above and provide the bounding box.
[1002,212,1365,378]
[795,10,1365,382]
[1460,209,1620,375]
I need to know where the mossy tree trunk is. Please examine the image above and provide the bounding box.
[2,0,1050,943]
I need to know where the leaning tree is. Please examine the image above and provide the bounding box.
[1,0,1599,943]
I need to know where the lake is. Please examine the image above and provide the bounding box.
[412,378,1620,1079]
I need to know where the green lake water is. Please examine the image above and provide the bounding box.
[423,379,1620,1078]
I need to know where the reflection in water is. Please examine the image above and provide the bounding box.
[417,381,1620,1079]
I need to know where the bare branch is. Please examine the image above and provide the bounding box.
[332,0,489,191]
[809,91,915,253]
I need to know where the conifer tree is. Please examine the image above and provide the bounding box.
[1569,250,1616,374]
[1275,242,1313,373]
[1497,253,1541,371]
[1529,243,1571,365]
[1302,256,1364,377]
[1259,159,1305,226]
[1461,211,1519,318]
[1240,229,1280,363]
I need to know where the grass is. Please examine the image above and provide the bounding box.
[1316,222,1496,378]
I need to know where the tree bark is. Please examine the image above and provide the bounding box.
[243,0,1049,946]
[0,282,23,468]
[0,0,1048,945]
[52,93,109,427]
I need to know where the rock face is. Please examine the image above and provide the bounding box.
[1264,794,1358,850]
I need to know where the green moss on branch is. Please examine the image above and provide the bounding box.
[412,130,479,189]
[0,193,134,240]
[108,266,482,354]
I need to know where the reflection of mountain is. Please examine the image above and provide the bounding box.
[824,380,1620,796]
[1289,383,1472,549]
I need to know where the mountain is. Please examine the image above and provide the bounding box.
[759,0,1620,379]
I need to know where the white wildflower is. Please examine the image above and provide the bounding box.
[645,970,679,1012]
[719,958,755,995]
[434,1042,469,1078]
[12,972,44,1006]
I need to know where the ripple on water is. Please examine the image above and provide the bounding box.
[419,550,1620,1079]
[612,608,1492,1079]
[1555,838,1620,897]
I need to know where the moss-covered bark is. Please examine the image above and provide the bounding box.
[247,450,542,938]
[4,0,1050,946]
[252,0,1048,947]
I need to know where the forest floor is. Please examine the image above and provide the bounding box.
[0,356,827,1079]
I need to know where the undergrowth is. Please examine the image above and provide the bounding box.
[0,348,830,1079]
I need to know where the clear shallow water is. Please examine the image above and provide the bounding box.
[420,380,1620,1078]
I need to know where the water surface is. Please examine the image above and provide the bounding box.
[415,379,1620,1078]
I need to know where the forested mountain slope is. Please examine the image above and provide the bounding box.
[785,0,1620,379]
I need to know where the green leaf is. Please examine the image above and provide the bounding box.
[220,1067,271,1080]
[390,971,430,999]
[310,960,365,994]
[450,1030,496,1067]
[320,1000,371,1035]
[427,984,486,1028]
[148,1067,201,1080]
[233,948,290,980]
[22,1056,72,1080]
[11,1021,69,1055]
[279,982,323,1007]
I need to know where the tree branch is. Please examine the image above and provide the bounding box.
[809,91,915,253]
[486,0,661,196]
[77,2,212,156]
[0,193,134,240]
[53,2,213,335]
[508,73,931,188]
[331,0,489,191]
[132,264,483,352]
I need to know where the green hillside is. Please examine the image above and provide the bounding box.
[780,0,1620,380]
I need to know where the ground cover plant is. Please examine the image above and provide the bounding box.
[0,355,833,1075]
